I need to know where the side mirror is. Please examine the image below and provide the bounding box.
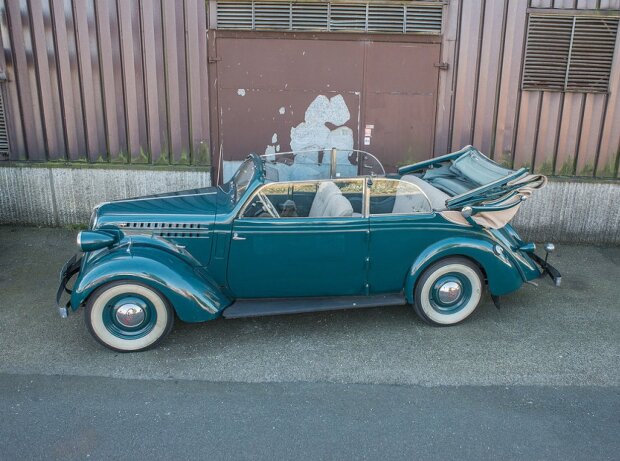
[461,206,473,219]
[544,243,555,253]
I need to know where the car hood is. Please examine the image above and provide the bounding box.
[94,186,222,228]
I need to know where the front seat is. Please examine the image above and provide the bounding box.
[309,181,341,217]
[323,194,354,218]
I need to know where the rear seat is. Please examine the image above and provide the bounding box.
[401,175,450,211]
[309,181,354,218]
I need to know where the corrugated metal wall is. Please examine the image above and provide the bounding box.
[0,0,210,166]
[437,0,620,178]
[1,0,619,179]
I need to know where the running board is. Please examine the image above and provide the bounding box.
[222,294,406,319]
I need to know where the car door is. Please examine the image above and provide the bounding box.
[227,179,368,298]
[367,178,437,294]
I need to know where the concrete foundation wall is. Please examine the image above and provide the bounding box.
[512,180,620,245]
[0,167,212,227]
[1,166,618,244]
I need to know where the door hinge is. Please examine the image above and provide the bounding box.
[434,62,449,70]
[208,56,222,63]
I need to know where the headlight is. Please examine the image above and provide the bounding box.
[77,230,118,252]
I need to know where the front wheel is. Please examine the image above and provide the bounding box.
[413,257,484,326]
[85,281,174,352]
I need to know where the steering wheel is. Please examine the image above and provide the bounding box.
[258,192,280,218]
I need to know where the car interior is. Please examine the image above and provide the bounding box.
[241,178,432,219]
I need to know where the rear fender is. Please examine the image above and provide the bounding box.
[71,246,231,322]
[404,237,524,303]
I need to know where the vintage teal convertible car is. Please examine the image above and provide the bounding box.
[57,146,560,352]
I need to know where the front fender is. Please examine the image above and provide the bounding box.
[404,237,524,303]
[71,246,231,322]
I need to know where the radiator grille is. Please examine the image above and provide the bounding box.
[523,14,619,93]
[215,1,444,34]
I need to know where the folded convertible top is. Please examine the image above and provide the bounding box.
[398,146,547,229]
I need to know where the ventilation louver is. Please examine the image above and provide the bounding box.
[523,14,619,93]
[0,86,9,160]
[215,1,444,34]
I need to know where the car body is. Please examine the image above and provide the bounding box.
[57,146,561,352]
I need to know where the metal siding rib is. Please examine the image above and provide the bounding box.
[434,0,460,155]
[118,0,141,162]
[197,0,211,163]
[7,0,45,160]
[450,0,483,151]
[577,0,598,8]
[162,0,183,164]
[29,0,62,159]
[72,0,98,161]
[576,93,606,175]
[50,0,80,160]
[555,93,583,175]
[95,0,120,161]
[140,0,161,163]
[534,92,562,173]
[185,0,204,164]
[514,91,542,169]
[493,0,528,166]
[0,0,26,159]
[596,21,620,177]
[473,0,506,156]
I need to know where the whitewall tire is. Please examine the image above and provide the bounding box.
[413,257,484,326]
[85,281,174,352]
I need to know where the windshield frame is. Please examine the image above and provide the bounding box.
[224,155,262,204]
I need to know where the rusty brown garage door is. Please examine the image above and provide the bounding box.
[208,1,444,180]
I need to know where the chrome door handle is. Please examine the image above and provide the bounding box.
[232,232,246,241]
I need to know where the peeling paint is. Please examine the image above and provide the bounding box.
[279,107,286,115]
[272,133,278,144]
[237,89,246,96]
[290,94,353,155]
[264,145,276,159]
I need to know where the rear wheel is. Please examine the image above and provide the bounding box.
[413,257,483,326]
[85,281,174,352]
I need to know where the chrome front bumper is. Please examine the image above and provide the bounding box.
[56,254,82,318]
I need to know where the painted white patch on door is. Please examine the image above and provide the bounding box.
[290,94,353,153]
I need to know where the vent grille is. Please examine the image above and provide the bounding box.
[523,14,619,93]
[121,222,210,238]
[216,1,444,34]
[0,86,9,160]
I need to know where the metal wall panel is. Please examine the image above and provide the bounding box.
[0,0,618,181]
[0,0,211,165]
[436,0,620,178]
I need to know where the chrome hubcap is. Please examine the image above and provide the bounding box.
[114,303,146,328]
[437,281,463,305]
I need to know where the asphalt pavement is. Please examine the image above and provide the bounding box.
[0,226,619,460]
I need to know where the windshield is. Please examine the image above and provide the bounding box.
[261,149,385,182]
[230,158,256,202]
